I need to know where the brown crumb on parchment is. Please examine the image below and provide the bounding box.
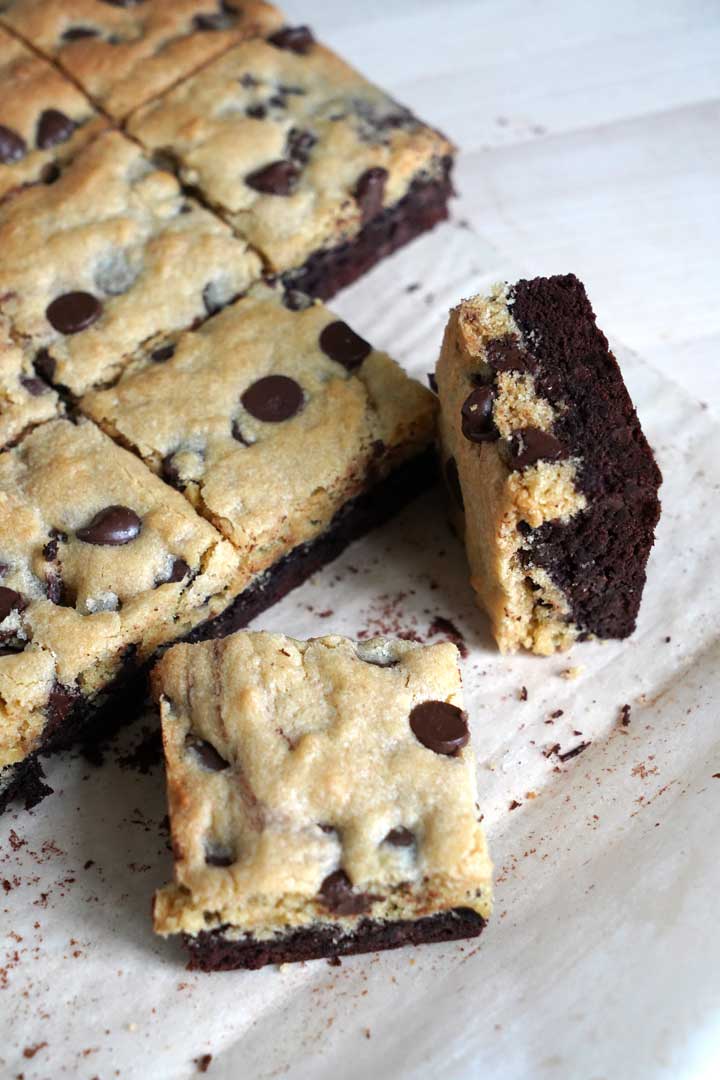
[195,1053,213,1073]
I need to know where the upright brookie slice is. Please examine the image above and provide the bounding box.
[436,274,662,655]
[152,630,492,970]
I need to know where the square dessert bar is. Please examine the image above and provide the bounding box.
[0,27,107,204]
[0,418,241,814]
[0,0,284,119]
[0,130,261,397]
[436,273,662,655]
[127,32,454,299]
[0,323,62,450]
[152,631,492,970]
[80,283,437,628]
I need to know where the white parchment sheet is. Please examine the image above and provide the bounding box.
[1,225,719,1080]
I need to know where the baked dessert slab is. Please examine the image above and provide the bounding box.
[127,33,454,299]
[80,281,437,598]
[436,273,662,655]
[0,27,107,204]
[152,631,492,969]
[0,131,261,397]
[0,418,242,814]
[0,322,62,450]
[0,0,284,119]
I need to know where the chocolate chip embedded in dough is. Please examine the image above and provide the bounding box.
[36,110,77,150]
[409,700,469,756]
[76,506,142,546]
[46,292,102,334]
[354,167,388,225]
[245,160,299,196]
[268,26,315,54]
[241,375,304,423]
[505,427,567,470]
[318,321,371,371]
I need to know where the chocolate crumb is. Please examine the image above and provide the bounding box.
[543,743,561,758]
[550,709,564,719]
[713,774,720,779]
[664,636,671,643]
[327,956,342,967]
[620,704,632,726]
[83,860,94,870]
[23,1043,48,1059]
[508,800,521,811]
[519,686,528,702]
[558,741,590,763]
[195,1054,213,1074]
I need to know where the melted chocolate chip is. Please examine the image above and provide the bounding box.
[245,160,299,196]
[186,736,230,772]
[318,869,373,916]
[205,847,235,867]
[20,375,48,397]
[0,586,27,621]
[354,167,388,225]
[36,109,77,150]
[461,386,498,443]
[485,334,537,376]
[62,26,99,41]
[46,291,102,334]
[268,25,315,54]
[506,427,567,470]
[409,700,469,756]
[283,288,312,311]
[168,558,190,583]
[445,457,464,511]
[241,375,304,423]
[0,124,26,164]
[318,321,371,371]
[151,344,175,363]
[34,349,56,382]
[287,128,316,165]
[384,826,415,847]
[77,506,142,546]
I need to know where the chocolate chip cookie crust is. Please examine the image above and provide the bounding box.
[436,274,662,654]
[152,632,492,969]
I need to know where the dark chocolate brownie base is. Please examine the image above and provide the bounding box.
[281,157,454,302]
[1,448,438,814]
[508,274,662,640]
[184,907,485,971]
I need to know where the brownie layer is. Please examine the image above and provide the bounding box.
[510,274,662,639]
[281,158,454,301]
[184,907,485,971]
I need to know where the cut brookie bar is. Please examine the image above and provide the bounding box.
[436,274,662,655]
[0,418,242,815]
[80,281,437,626]
[127,32,454,300]
[152,631,492,970]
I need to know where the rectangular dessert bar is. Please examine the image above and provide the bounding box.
[0,130,261,397]
[127,30,454,299]
[0,0,285,119]
[1,323,62,450]
[435,273,662,654]
[152,631,492,969]
[0,417,242,814]
[0,26,107,204]
[80,282,437,621]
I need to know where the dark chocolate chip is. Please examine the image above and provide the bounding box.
[0,124,26,164]
[44,682,80,733]
[506,427,567,470]
[427,372,438,393]
[445,457,464,511]
[76,506,142,546]
[245,160,299,196]
[41,162,61,184]
[268,93,287,109]
[461,386,498,443]
[0,644,23,656]
[45,571,65,605]
[168,558,190,583]
[36,109,77,150]
[100,1,146,7]
[268,25,315,54]
[517,521,533,537]
[230,418,251,445]
[151,344,175,363]
[241,375,303,423]
[34,349,56,382]
[354,167,388,225]
[62,26,99,40]
[318,321,371,371]
[205,847,235,867]
[46,291,102,334]
[318,869,373,916]
[485,334,537,376]
[409,700,469,756]
[287,128,316,165]
[283,288,312,311]
[20,375,48,396]
[161,454,184,490]
[246,103,267,120]
[186,736,230,772]
[43,537,59,560]
[0,586,27,621]
[384,826,415,847]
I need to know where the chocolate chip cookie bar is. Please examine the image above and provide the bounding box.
[0,418,241,814]
[152,631,492,969]
[1,323,62,449]
[127,33,454,299]
[0,131,260,397]
[0,0,284,119]
[0,27,107,204]
[436,274,662,654]
[80,282,436,627]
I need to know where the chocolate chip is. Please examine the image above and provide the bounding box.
[205,847,235,867]
[268,25,315,54]
[168,558,190,583]
[445,457,464,511]
[427,372,438,393]
[384,827,414,847]
[0,644,23,657]
[287,128,316,165]
[318,870,373,916]
[161,454,184,490]
[245,160,299,196]
[193,10,235,31]
[46,291,102,334]
[318,321,371,371]
[283,288,312,311]
[20,375,48,397]
[43,536,60,560]
[46,571,65,605]
[241,375,303,423]
[62,26,99,40]
[409,700,469,756]
[186,736,230,772]
[151,344,175,363]
[506,427,567,470]
[246,103,267,120]
[34,349,56,382]
[36,109,76,150]
[354,167,388,225]
[461,386,498,443]
[41,162,61,184]
[485,335,537,376]
[0,587,27,621]
[44,682,79,733]
[0,124,26,164]
[76,506,141,546]
[100,0,145,6]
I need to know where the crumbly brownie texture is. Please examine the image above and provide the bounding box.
[436,274,661,654]
[152,632,492,969]
[0,27,107,203]
[0,0,284,119]
[81,282,436,582]
[127,35,454,286]
[0,131,261,396]
[0,324,62,449]
[0,417,240,781]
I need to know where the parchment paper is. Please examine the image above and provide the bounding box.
[1,223,718,1080]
